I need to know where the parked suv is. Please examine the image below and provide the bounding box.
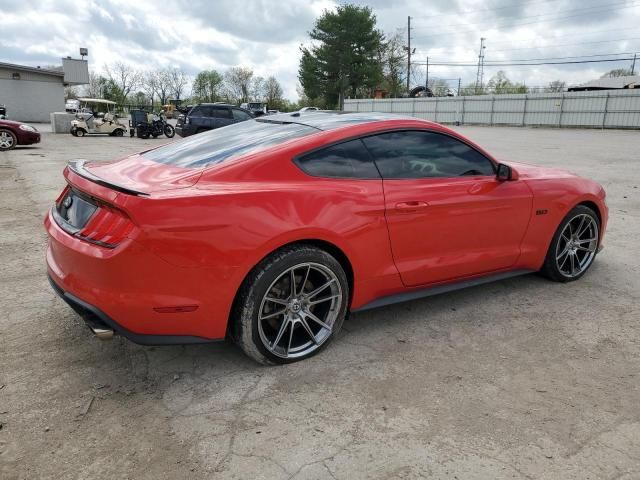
[175,103,254,137]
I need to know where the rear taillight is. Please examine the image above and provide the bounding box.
[78,205,134,248]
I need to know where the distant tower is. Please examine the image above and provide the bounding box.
[475,38,486,94]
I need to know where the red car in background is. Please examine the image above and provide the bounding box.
[0,118,41,151]
[45,112,608,364]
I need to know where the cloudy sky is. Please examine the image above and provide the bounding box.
[2,0,639,99]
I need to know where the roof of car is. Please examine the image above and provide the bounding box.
[259,110,436,131]
[197,103,239,107]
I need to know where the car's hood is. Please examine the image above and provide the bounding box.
[0,119,31,128]
[80,154,202,194]
[503,161,578,180]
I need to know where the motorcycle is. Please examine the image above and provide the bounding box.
[135,111,175,139]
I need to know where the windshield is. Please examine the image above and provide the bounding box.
[142,119,317,168]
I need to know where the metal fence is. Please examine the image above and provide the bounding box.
[344,89,640,129]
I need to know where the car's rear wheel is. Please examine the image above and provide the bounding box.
[233,245,349,365]
[541,205,600,282]
[0,129,17,151]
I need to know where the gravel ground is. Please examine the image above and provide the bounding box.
[1,126,639,479]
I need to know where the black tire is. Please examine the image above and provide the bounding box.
[540,205,600,282]
[164,124,175,138]
[113,129,124,137]
[70,127,78,137]
[0,128,17,151]
[75,128,86,137]
[232,245,349,365]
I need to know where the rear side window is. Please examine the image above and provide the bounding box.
[189,106,211,117]
[232,109,251,120]
[362,130,495,179]
[212,107,232,119]
[296,139,380,179]
[143,120,317,168]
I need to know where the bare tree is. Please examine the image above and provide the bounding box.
[380,32,406,98]
[224,67,254,103]
[263,76,284,108]
[428,79,450,97]
[84,71,108,98]
[546,80,566,92]
[601,68,632,78]
[167,68,189,101]
[104,62,143,99]
[64,85,79,100]
[156,69,172,105]
[141,71,159,106]
[251,76,265,102]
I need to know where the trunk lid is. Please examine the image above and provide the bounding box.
[74,154,202,195]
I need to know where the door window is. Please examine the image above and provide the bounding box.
[362,130,495,179]
[296,139,380,179]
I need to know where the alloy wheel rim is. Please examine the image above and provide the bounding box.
[0,132,14,148]
[258,262,343,359]
[555,213,598,278]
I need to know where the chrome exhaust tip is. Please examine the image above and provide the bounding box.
[91,326,115,340]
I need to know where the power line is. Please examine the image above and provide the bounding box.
[413,52,639,64]
[412,57,637,67]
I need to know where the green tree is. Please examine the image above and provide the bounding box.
[192,70,224,103]
[299,4,384,108]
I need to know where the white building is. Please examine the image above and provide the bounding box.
[0,58,88,122]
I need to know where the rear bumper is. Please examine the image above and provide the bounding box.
[48,274,215,345]
[175,124,196,137]
[44,208,232,343]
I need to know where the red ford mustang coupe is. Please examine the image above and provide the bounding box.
[45,112,608,364]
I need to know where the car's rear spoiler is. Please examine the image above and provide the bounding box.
[67,159,149,197]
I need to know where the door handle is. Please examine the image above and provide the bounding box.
[395,201,429,213]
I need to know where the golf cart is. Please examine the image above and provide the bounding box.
[70,98,127,137]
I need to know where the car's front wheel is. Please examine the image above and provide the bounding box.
[233,245,349,365]
[0,129,17,151]
[541,205,600,282]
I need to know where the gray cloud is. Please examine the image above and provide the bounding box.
[2,0,638,98]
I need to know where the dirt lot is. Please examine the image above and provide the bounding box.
[1,126,639,479]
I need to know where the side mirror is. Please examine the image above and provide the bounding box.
[496,163,517,181]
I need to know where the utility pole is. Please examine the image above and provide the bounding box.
[632,53,637,75]
[406,16,412,93]
[475,37,486,94]
[424,57,429,92]
[457,78,462,96]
